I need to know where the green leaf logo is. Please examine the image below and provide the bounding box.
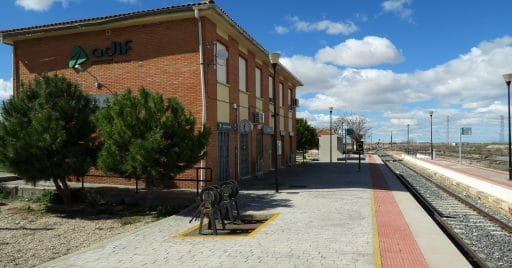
[68,46,88,68]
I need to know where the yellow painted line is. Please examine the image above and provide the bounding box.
[175,223,200,238]
[175,212,280,239]
[247,212,280,237]
[371,189,383,268]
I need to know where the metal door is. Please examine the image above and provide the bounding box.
[281,135,285,167]
[240,133,250,178]
[217,131,230,182]
[269,135,274,170]
[256,132,263,176]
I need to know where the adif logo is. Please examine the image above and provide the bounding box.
[91,41,132,57]
[68,46,88,68]
[68,40,132,68]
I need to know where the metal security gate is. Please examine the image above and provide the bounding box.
[218,131,230,182]
[240,133,250,178]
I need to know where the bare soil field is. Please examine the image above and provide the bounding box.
[0,198,173,268]
[392,143,509,171]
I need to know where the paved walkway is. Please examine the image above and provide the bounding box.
[429,157,512,188]
[404,155,512,205]
[38,157,465,267]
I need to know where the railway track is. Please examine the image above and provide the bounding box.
[378,152,512,268]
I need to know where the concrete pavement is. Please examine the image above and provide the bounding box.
[40,161,374,267]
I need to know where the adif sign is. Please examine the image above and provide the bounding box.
[91,40,132,58]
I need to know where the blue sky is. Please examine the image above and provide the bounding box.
[1,0,512,144]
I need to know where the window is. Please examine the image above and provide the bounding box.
[239,57,247,91]
[216,42,228,84]
[255,68,261,98]
[288,88,292,106]
[279,83,283,107]
[268,76,273,101]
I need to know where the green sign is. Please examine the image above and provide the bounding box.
[217,122,231,131]
[461,127,472,135]
[68,45,88,68]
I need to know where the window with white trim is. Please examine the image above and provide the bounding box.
[279,83,283,107]
[216,42,228,84]
[239,57,247,91]
[255,67,261,98]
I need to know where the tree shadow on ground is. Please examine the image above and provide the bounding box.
[44,187,197,221]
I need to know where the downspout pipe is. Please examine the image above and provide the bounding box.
[194,7,206,187]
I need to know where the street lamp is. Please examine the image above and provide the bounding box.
[329,106,333,163]
[407,123,410,155]
[428,110,434,160]
[503,73,512,181]
[270,52,280,192]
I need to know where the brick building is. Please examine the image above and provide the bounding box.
[0,1,302,188]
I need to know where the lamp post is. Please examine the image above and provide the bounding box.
[407,123,410,155]
[428,111,434,160]
[329,107,333,163]
[270,52,280,192]
[502,73,512,181]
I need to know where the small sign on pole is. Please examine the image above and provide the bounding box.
[461,127,472,135]
[459,127,472,165]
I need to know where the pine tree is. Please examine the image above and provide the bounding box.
[94,87,210,188]
[296,118,317,162]
[0,74,98,205]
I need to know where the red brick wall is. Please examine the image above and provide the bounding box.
[14,15,298,189]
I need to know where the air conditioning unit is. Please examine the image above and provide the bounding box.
[293,98,299,107]
[254,112,265,124]
[269,97,274,103]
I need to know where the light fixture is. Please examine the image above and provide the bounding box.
[428,110,434,160]
[269,52,280,65]
[503,73,512,180]
[269,52,280,193]
[74,64,110,93]
[329,106,333,163]
[73,64,84,72]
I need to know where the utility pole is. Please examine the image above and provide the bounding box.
[390,131,393,150]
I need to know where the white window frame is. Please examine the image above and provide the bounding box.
[255,67,261,98]
[279,83,283,107]
[239,57,247,91]
[216,42,228,84]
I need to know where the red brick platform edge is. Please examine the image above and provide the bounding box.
[368,155,428,268]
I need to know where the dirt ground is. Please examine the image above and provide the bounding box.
[0,198,159,268]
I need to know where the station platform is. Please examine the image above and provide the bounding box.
[401,154,512,216]
[39,155,469,267]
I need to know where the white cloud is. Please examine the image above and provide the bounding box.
[274,25,289,35]
[287,16,358,35]
[284,36,512,138]
[280,55,341,94]
[296,111,332,128]
[15,0,69,11]
[0,78,13,100]
[316,36,404,67]
[382,0,413,22]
